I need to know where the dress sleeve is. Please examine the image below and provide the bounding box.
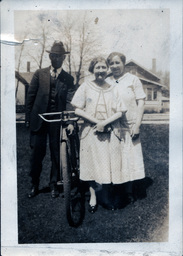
[71,82,86,109]
[133,76,146,100]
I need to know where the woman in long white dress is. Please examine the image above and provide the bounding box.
[71,57,127,213]
[106,52,146,203]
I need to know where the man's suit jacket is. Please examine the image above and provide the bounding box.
[26,66,75,132]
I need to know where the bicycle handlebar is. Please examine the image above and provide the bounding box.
[39,111,79,123]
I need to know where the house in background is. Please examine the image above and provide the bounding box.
[15,70,34,112]
[15,61,85,112]
[15,59,169,113]
[125,59,169,113]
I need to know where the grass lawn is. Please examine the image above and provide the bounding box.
[16,123,169,243]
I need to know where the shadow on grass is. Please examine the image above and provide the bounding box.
[96,177,153,210]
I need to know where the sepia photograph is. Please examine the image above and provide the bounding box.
[1,0,182,256]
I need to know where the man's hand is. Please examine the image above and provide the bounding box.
[67,124,74,135]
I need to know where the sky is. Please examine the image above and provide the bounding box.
[14,9,170,73]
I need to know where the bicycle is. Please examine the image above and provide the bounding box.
[39,111,85,227]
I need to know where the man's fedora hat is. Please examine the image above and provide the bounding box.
[46,41,70,55]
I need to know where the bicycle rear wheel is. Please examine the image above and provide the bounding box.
[61,140,84,227]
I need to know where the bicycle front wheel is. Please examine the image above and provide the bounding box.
[60,141,72,224]
[61,140,84,227]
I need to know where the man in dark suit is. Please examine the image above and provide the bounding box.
[26,41,75,198]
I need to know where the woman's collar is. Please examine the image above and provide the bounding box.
[111,72,129,82]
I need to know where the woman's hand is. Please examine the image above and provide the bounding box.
[130,99,144,141]
[94,121,106,132]
[131,124,140,140]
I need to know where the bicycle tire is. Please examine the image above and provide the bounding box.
[60,141,72,224]
[61,140,85,227]
[69,133,85,227]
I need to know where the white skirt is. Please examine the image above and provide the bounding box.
[119,128,145,183]
[79,124,123,184]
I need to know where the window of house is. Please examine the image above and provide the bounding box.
[147,88,152,101]
[153,90,157,100]
[146,88,158,101]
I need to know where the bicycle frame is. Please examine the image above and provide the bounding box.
[39,111,79,123]
[39,111,85,227]
[39,111,79,172]
[39,110,79,170]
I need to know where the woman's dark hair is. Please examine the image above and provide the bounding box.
[107,52,126,65]
[88,57,109,73]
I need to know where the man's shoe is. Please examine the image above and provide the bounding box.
[51,186,59,198]
[28,185,38,198]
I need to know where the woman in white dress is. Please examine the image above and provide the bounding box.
[71,57,127,213]
[106,52,146,203]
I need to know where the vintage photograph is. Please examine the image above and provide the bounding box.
[1,1,182,255]
[15,9,170,243]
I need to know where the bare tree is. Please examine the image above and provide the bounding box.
[15,13,52,106]
[75,16,100,86]
[15,11,102,85]
[58,15,75,75]
[15,33,29,100]
[52,14,76,75]
[163,71,170,89]
[162,71,170,97]
[25,13,54,70]
[154,69,170,97]
[54,11,101,86]
[15,42,25,99]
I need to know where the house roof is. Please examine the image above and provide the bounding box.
[126,59,161,81]
[15,72,34,85]
[19,72,34,84]
[139,77,167,88]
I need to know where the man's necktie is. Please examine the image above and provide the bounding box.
[51,68,57,79]
[50,69,57,111]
